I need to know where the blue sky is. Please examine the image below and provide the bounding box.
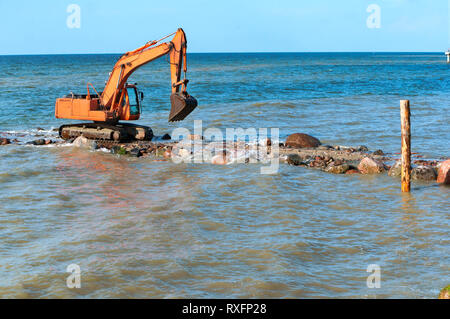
[0,0,448,54]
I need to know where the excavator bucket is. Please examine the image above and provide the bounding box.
[169,92,198,122]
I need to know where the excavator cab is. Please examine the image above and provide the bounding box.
[127,86,140,116]
[117,84,142,121]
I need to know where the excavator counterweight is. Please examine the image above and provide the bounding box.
[55,28,197,141]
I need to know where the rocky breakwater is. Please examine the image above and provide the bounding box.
[96,133,270,166]
[6,127,447,185]
[281,133,446,185]
[91,131,449,185]
[282,133,385,175]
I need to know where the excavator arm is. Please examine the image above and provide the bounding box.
[101,28,197,122]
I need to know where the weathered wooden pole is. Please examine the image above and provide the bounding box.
[400,100,411,192]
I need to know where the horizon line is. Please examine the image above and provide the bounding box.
[0,51,448,57]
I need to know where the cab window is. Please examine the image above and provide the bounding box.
[127,87,139,115]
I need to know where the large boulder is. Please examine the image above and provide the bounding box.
[286,154,304,166]
[388,161,402,177]
[163,149,172,159]
[211,152,228,165]
[358,157,387,174]
[437,159,450,185]
[373,149,384,156]
[171,146,191,162]
[73,135,98,150]
[325,163,350,174]
[411,166,437,181]
[285,133,321,148]
[176,148,191,158]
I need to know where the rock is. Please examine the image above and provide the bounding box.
[373,149,384,156]
[211,152,228,165]
[411,166,437,181]
[438,285,450,299]
[171,147,191,160]
[0,138,11,145]
[346,169,360,174]
[72,136,98,150]
[357,157,387,174]
[357,145,369,152]
[146,145,157,154]
[286,154,304,166]
[187,134,203,141]
[177,148,191,158]
[129,148,142,157]
[413,159,439,167]
[258,138,271,147]
[317,145,332,150]
[325,163,350,174]
[437,159,450,185]
[323,156,333,163]
[285,133,321,148]
[155,148,166,157]
[161,133,171,140]
[27,139,46,146]
[309,156,327,168]
[163,149,172,159]
[388,161,402,177]
[124,145,135,153]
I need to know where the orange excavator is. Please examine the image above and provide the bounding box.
[55,28,197,141]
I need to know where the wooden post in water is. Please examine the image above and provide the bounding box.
[400,100,411,192]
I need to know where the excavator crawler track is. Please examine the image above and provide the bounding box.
[59,123,153,142]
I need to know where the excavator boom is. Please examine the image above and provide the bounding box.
[100,28,197,122]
